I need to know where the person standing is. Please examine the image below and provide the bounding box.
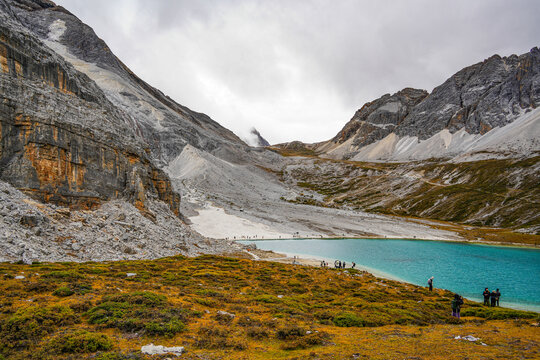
[483,288,490,306]
[451,294,464,319]
[490,289,497,307]
[352,262,356,269]
[495,288,501,306]
[428,276,434,291]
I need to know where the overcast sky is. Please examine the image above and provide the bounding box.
[55,0,539,145]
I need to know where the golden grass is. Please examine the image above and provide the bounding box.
[0,255,538,359]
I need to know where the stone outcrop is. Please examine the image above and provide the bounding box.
[0,0,180,215]
[331,87,428,148]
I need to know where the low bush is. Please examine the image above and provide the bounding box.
[86,292,189,336]
[42,271,83,280]
[195,326,247,350]
[276,325,305,340]
[145,319,185,337]
[0,305,79,350]
[53,286,74,297]
[246,326,269,339]
[333,312,364,327]
[255,294,279,303]
[47,330,113,353]
[281,332,330,350]
[24,281,56,293]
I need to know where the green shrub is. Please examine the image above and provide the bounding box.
[47,330,113,353]
[42,271,83,280]
[0,305,79,350]
[276,325,305,340]
[255,294,279,303]
[86,292,190,336]
[145,319,185,337]
[53,286,75,297]
[333,312,364,327]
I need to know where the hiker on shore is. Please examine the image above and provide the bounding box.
[451,294,464,319]
[495,288,501,306]
[483,288,490,306]
[352,262,356,269]
[427,276,434,291]
[342,261,346,268]
[490,289,497,307]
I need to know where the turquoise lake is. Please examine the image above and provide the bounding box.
[238,238,540,312]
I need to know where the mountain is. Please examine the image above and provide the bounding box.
[0,0,252,261]
[247,127,270,147]
[286,48,540,162]
[270,49,540,234]
[0,0,537,264]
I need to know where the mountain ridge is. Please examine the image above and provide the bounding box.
[276,47,540,162]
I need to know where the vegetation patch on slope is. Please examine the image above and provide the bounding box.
[279,156,540,240]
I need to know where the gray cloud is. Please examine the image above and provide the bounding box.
[56,0,540,144]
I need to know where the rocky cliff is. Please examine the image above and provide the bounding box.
[305,48,540,161]
[8,0,252,167]
[0,0,180,216]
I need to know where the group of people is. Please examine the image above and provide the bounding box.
[483,288,501,307]
[334,260,356,269]
[427,277,502,318]
[319,260,356,269]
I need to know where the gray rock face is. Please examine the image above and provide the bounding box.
[9,0,253,166]
[399,50,540,139]
[331,88,428,148]
[0,0,180,214]
[315,48,540,159]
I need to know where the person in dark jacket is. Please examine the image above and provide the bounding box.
[490,290,497,307]
[483,288,490,306]
[495,288,501,306]
[427,276,434,291]
[451,294,464,318]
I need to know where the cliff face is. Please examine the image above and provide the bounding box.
[8,0,251,167]
[330,88,428,148]
[0,0,180,216]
